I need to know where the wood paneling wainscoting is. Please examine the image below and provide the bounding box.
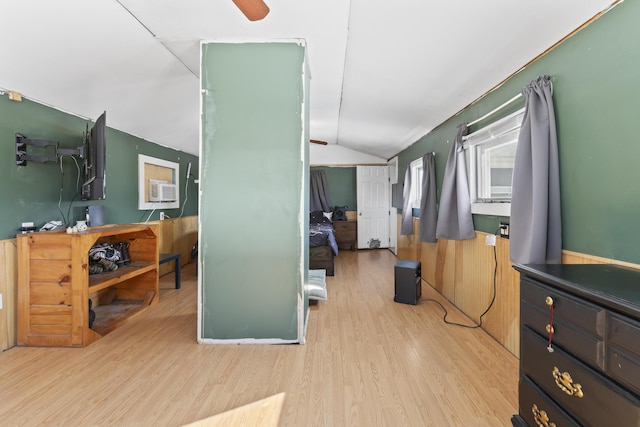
[0,216,197,351]
[0,240,17,351]
[396,215,640,358]
[155,216,198,278]
[4,213,635,356]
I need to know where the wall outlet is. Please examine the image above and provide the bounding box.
[499,222,510,239]
[160,212,166,220]
[0,293,3,310]
[486,234,496,246]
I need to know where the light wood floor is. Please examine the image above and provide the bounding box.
[0,249,519,426]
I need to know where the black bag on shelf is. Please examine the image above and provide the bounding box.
[333,206,348,221]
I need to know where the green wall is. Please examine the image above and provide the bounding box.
[0,96,198,239]
[396,1,640,264]
[200,42,308,341]
[311,166,357,210]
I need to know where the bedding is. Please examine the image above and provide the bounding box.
[309,211,338,256]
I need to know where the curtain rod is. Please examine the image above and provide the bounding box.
[467,93,523,127]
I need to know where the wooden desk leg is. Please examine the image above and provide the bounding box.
[160,253,181,289]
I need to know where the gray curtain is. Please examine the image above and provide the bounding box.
[400,165,413,235]
[418,153,437,243]
[435,124,475,240]
[510,75,562,264]
[309,169,332,212]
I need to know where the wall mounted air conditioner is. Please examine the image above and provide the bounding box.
[149,179,177,202]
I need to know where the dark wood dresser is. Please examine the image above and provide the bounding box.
[334,220,357,251]
[512,264,640,427]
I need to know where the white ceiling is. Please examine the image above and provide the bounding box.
[0,0,616,159]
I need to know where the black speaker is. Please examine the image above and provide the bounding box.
[86,205,106,226]
[394,260,421,305]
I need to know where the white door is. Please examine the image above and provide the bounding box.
[357,166,390,249]
[387,157,398,255]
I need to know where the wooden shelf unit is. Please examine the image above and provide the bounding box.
[17,223,159,347]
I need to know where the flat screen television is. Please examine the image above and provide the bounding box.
[81,112,106,200]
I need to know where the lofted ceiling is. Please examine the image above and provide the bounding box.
[0,0,617,160]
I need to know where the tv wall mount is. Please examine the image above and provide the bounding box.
[15,133,84,166]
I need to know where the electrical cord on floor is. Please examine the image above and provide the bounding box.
[422,228,500,329]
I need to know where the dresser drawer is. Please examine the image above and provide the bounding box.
[521,277,605,336]
[521,326,640,427]
[521,277,606,367]
[334,221,356,236]
[518,375,580,427]
[521,301,603,369]
[608,313,640,395]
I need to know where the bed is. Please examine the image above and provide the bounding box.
[309,211,338,276]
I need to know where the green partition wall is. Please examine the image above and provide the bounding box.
[0,95,198,238]
[199,41,309,342]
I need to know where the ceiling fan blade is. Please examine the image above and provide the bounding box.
[310,139,328,145]
[232,0,270,21]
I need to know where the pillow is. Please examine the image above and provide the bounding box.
[306,269,327,301]
[323,211,333,222]
[306,283,327,301]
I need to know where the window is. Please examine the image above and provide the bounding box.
[464,108,525,216]
[409,157,423,209]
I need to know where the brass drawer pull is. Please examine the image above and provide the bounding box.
[552,367,584,398]
[532,404,557,427]
[545,296,555,352]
